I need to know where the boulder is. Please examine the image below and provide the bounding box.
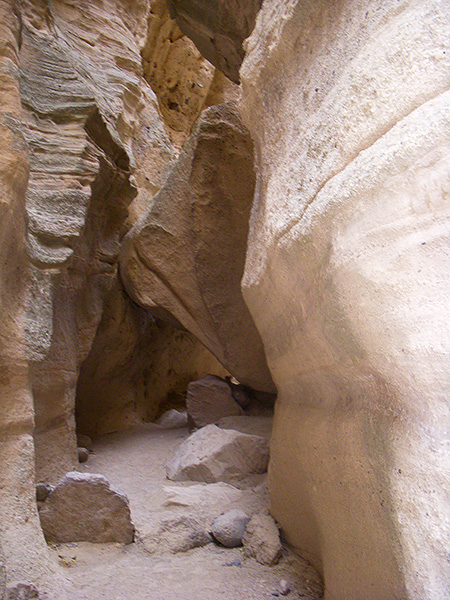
[211,509,250,547]
[156,409,188,429]
[242,514,282,566]
[120,102,275,394]
[139,512,210,554]
[166,424,269,484]
[217,415,273,439]
[38,472,134,544]
[76,434,93,450]
[186,375,244,428]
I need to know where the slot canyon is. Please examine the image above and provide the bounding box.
[0,0,449,599]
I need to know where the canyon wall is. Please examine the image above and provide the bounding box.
[0,0,449,599]
[239,1,450,599]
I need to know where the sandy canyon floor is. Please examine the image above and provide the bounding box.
[46,423,323,600]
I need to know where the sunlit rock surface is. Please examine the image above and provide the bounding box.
[240,1,450,599]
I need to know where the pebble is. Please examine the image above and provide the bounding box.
[279,579,291,596]
[77,447,89,463]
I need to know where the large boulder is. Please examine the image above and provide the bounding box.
[38,472,134,544]
[240,1,450,598]
[186,375,244,428]
[166,424,269,484]
[120,102,275,394]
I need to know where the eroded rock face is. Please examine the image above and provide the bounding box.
[120,102,275,392]
[166,0,262,83]
[240,1,450,598]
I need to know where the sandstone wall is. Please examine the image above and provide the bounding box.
[0,1,67,596]
[239,1,450,599]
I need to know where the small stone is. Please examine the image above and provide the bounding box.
[211,509,250,547]
[36,482,53,503]
[76,434,93,449]
[279,579,290,595]
[223,558,241,567]
[77,447,89,463]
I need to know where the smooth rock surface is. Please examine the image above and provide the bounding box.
[242,514,282,566]
[156,409,189,429]
[211,509,250,548]
[166,424,270,484]
[240,1,450,598]
[186,375,244,428]
[39,472,134,544]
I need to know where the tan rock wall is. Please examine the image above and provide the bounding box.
[0,1,67,596]
[240,1,450,599]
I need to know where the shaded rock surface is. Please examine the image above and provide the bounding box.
[186,375,244,428]
[166,424,269,484]
[120,102,275,393]
[75,279,228,437]
[243,514,282,566]
[166,0,263,83]
[217,415,273,439]
[35,484,53,504]
[211,509,250,548]
[39,472,134,544]
[156,409,188,429]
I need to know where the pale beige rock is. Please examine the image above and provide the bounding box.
[120,102,275,393]
[186,375,244,428]
[243,514,282,566]
[156,409,189,429]
[0,2,68,597]
[166,424,269,484]
[139,512,211,554]
[211,509,250,548]
[39,472,134,544]
[240,1,450,598]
